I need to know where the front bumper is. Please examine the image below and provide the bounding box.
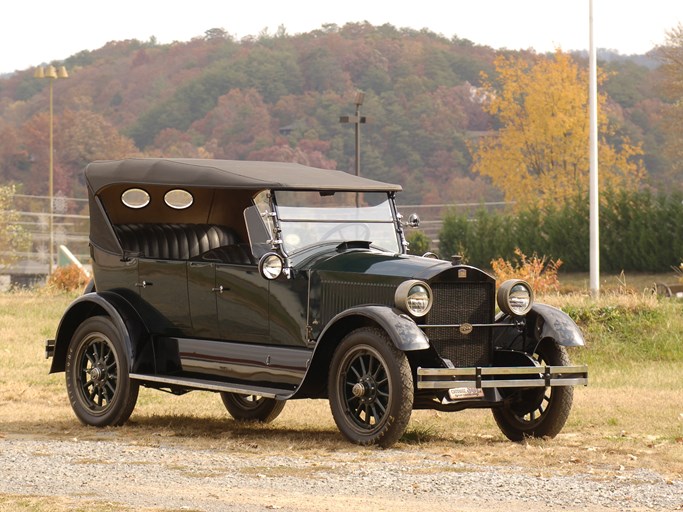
[45,338,55,359]
[417,365,588,390]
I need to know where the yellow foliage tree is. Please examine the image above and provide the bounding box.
[471,50,646,207]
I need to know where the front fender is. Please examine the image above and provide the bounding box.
[318,305,429,352]
[528,303,585,347]
[49,292,148,374]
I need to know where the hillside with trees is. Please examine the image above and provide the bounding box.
[0,22,678,207]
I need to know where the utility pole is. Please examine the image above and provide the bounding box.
[340,91,366,207]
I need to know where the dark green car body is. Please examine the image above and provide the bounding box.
[46,158,588,446]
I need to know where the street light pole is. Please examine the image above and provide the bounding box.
[34,64,68,275]
[588,0,600,298]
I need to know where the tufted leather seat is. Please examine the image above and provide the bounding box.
[114,223,244,261]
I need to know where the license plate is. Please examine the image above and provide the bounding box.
[448,387,484,400]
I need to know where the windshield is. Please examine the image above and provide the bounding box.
[274,191,400,254]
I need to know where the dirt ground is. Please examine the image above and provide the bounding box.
[0,290,680,512]
[1,397,682,512]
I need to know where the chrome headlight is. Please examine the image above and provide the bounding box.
[258,252,284,280]
[395,280,433,318]
[497,279,534,316]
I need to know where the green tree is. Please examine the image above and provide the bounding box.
[0,185,30,268]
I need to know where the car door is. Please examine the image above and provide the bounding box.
[137,258,191,336]
[187,261,220,339]
[215,263,270,343]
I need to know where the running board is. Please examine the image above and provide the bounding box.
[129,373,293,400]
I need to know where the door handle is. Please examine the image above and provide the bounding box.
[212,285,224,293]
[135,280,152,288]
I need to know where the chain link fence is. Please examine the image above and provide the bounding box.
[0,194,514,287]
[1,194,89,287]
[396,201,513,245]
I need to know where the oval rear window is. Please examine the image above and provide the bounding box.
[121,188,150,209]
[164,189,193,209]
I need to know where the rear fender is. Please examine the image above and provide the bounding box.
[49,292,149,374]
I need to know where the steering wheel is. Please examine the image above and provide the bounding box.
[320,223,371,241]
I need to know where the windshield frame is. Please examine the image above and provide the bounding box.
[270,190,405,257]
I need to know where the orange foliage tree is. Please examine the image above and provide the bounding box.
[21,108,138,197]
[471,50,646,208]
[191,89,273,159]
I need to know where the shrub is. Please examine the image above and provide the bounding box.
[438,190,683,273]
[490,248,563,294]
[47,264,90,292]
[406,231,431,255]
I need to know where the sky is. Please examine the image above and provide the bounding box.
[2,0,682,74]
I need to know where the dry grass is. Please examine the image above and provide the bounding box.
[0,288,681,493]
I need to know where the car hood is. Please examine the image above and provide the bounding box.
[300,247,483,282]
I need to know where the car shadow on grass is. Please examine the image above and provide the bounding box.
[1,411,507,449]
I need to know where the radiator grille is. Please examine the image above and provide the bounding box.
[320,280,396,325]
[425,282,494,367]
[319,278,495,368]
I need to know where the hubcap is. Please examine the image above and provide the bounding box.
[341,348,390,431]
[77,333,118,413]
[352,382,366,397]
[89,367,104,382]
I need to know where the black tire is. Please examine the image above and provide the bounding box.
[220,393,286,423]
[65,316,139,427]
[492,340,574,441]
[328,327,413,447]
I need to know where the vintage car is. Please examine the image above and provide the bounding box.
[46,158,587,447]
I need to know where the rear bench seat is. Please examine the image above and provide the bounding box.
[114,223,253,263]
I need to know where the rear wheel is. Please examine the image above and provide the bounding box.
[65,316,139,427]
[492,340,574,441]
[220,393,285,423]
[328,327,413,447]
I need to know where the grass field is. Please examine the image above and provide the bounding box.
[0,278,681,491]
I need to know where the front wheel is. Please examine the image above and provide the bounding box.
[65,316,139,427]
[492,340,574,441]
[328,327,413,447]
[220,393,286,423]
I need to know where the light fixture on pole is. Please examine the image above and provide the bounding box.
[340,90,366,206]
[34,64,68,275]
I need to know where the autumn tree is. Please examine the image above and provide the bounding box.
[151,128,214,158]
[471,50,646,207]
[248,138,337,169]
[191,89,273,159]
[21,108,138,197]
[657,23,683,189]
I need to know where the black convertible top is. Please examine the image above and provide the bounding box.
[85,158,402,194]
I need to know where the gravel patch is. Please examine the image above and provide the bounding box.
[1,436,681,511]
